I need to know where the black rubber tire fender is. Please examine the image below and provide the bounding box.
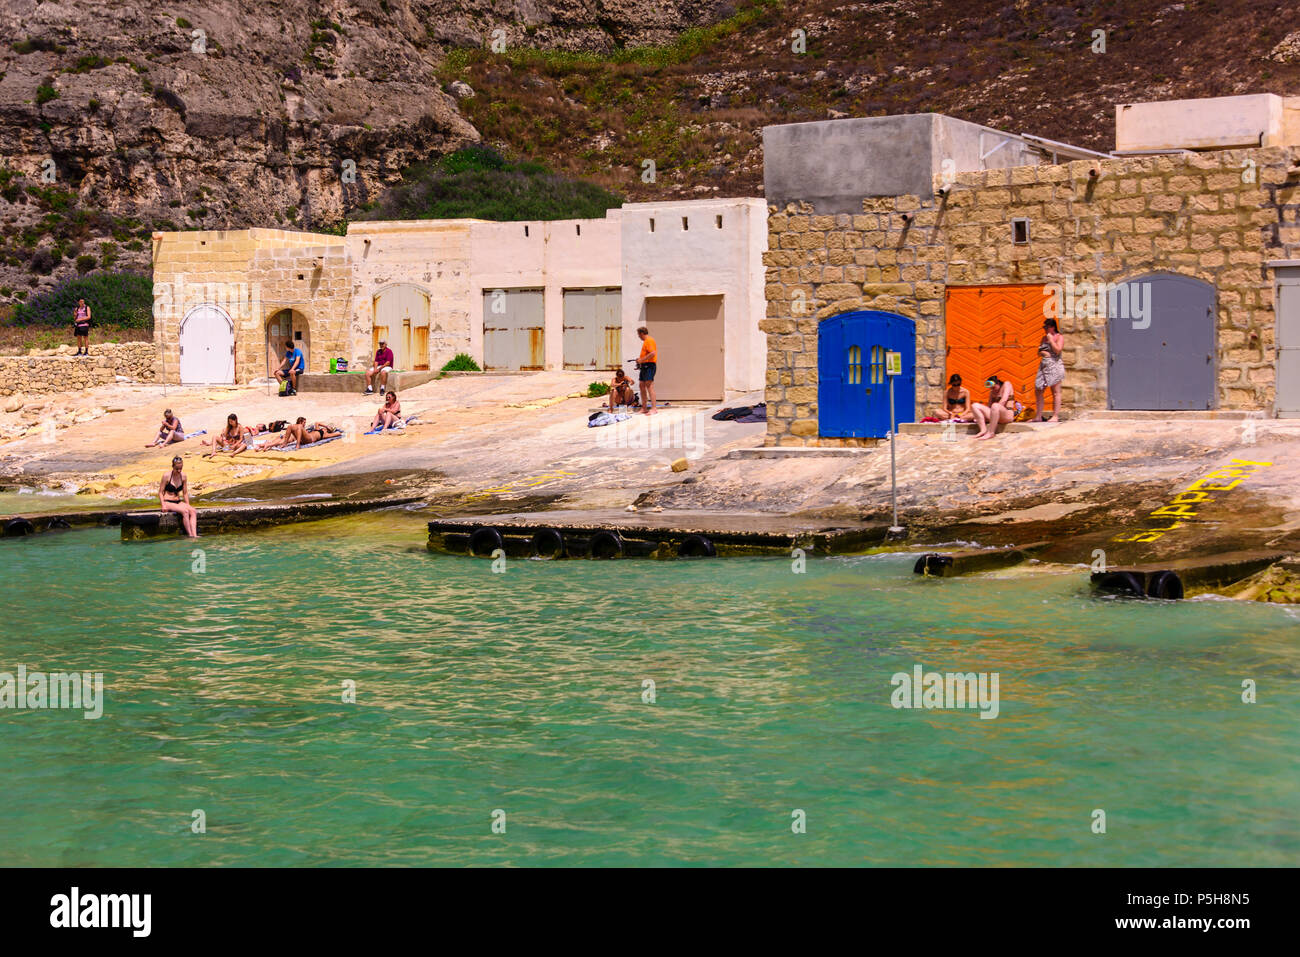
[589,530,624,559]
[1146,570,1185,600]
[3,518,35,537]
[468,526,504,558]
[1097,571,1146,597]
[531,528,565,560]
[677,534,716,558]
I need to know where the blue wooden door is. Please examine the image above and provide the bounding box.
[818,311,916,438]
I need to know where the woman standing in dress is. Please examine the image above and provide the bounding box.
[1035,318,1065,422]
[72,299,92,355]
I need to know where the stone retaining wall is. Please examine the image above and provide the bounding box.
[763,146,1300,446]
[0,342,158,396]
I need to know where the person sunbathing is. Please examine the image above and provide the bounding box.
[203,414,247,456]
[256,417,307,450]
[934,374,972,422]
[302,421,343,444]
[256,417,342,450]
[972,376,1015,440]
[159,455,199,538]
[371,391,401,431]
[146,409,185,447]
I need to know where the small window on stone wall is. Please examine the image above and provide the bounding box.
[1012,218,1030,245]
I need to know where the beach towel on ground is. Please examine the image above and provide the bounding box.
[587,411,632,428]
[711,405,753,421]
[364,414,418,435]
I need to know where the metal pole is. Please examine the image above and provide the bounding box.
[889,374,898,529]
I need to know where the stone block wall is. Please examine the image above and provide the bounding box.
[152,228,347,384]
[347,221,475,372]
[0,342,159,396]
[248,243,352,378]
[763,146,1300,445]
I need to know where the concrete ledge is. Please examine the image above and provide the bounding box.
[297,371,439,393]
[913,542,1048,577]
[726,447,876,459]
[427,514,892,558]
[899,422,1037,435]
[1091,549,1286,599]
[1074,410,1263,421]
[121,496,420,540]
[2,509,125,536]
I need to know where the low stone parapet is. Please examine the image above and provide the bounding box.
[0,343,159,396]
[297,370,439,393]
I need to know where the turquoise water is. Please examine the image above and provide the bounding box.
[1,513,1297,866]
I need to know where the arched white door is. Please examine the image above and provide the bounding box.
[179,304,235,384]
[373,285,430,371]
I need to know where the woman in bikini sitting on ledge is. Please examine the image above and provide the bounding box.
[934,374,972,422]
[159,455,199,538]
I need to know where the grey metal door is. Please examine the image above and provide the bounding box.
[1277,269,1300,417]
[1109,273,1216,410]
[562,287,622,370]
[483,288,544,370]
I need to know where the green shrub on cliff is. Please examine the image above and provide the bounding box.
[356,146,622,223]
[8,272,152,328]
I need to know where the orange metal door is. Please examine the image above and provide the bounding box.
[944,285,1048,404]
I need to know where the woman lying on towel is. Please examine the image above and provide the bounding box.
[255,417,343,450]
[241,422,277,439]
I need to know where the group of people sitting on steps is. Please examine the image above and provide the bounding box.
[932,318,1065,440]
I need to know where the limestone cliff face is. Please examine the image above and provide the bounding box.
[0,0,724,297]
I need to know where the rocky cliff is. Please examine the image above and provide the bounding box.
[2,0,1299,305]
[0,0,725,298]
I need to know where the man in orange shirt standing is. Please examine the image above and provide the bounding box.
[635,325,658,415]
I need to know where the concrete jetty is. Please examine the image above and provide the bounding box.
[427,510,893,559]
[3,508,126,536]
[118,496,423,540]
[912,542,1049,577]
[1091,550,1287,599]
